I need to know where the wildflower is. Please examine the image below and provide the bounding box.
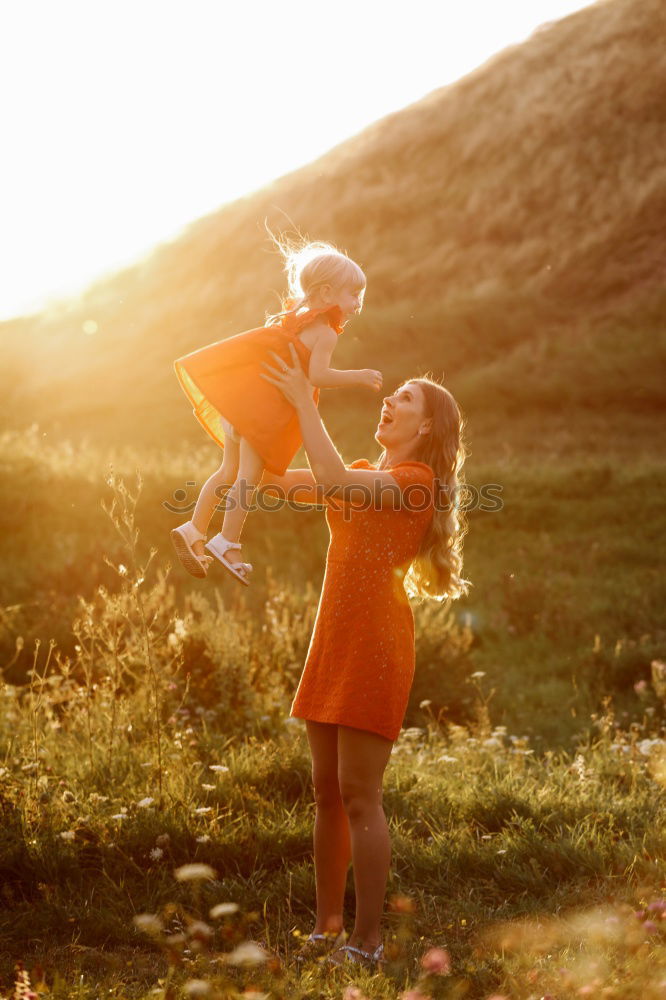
[470,671,485,679]
[343,988,368,1000]
[111,814,128,820]
[188,920,213,942]
[389,894,416,914]
[194,806,212,814]
[118,564,128,576]
[183,981,210,998]
[59,831,75,841]
[201,783,216,791]
[210,902,239,918]
[156,833,171,848]
[196,835,211,844]
[419,699,432,709]
[438,755,458,763]
[61,790,76,803]
[133,913,163,935]
[149,847,164,861]
[137,797,155,808]
[634,679,648,695]
[483,738,503,749]
[420,947,451,974]
[225,940,269,965]
[209,765,229,773]
[174,863,217,882]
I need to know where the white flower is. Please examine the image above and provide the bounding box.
[137,797,155,808]
[438,755,458,763]
[201,784,216,791]
[483,738,503,749]
[174,863,217,882]
[111,813,128,820]
[149,847,164,861]
[196,834,211,844]
[59,830,75,841]
[194,806,212,814]
[118,564,128,576]
[183,981,210,998]
[225,941,269,965]
[210,902,239,918]
[133,913,163,935]
[209,765,229,773]
[470,671,486,679]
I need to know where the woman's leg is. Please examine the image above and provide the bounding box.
[336,724,394,952]
[189,439,240,559]
[219,436,265,569]
[305,720,352,934]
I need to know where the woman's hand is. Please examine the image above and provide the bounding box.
[259,342,314,410]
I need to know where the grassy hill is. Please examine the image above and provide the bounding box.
[1,0,664,464]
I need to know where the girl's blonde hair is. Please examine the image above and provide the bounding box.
[380,375,473,606]
[264,227,366,326]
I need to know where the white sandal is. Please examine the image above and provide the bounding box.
[170,520,214,578]
[204,532,253,587]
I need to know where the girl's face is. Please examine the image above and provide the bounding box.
[375,382,431,448]
[330,279,365,318]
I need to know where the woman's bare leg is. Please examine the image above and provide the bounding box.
[305,720,352,934]
[335,724,394,952]
[189,439,240,559]
[218,436,265,569]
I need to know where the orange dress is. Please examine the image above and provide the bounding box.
[173,303,345,476]
[290,458,436,742]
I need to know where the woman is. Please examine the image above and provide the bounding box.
[258,342,471,971]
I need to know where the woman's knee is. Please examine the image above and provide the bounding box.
[312,771,344,810]
[338,779,383,819]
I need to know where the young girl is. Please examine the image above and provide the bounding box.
[171,239,382,586]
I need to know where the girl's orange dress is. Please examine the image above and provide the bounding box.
[173,302,345,476]
[290,458,436,742]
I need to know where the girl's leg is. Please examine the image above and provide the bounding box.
[305,721,352,934]
[335,725,394,952]
[218,436,265,569]
[189,438,240,559]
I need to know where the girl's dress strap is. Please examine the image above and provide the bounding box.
[279,301,345,337]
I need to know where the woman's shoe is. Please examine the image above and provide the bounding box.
[204,532,253,586]
[293,928,347,966]
[325,941,385,971]
[170,520,214,578]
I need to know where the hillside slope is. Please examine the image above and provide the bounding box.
[2,0,664,460]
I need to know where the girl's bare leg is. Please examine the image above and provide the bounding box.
[218,436,265,569]
[333,725,394,953]
[305,721,352,935]
[189,438,240,559]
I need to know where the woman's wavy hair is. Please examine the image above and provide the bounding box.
[263,226,365,326]
[380,374,473,606]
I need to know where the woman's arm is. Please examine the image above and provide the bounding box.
[260,345,430,510]
[258,468,326,506]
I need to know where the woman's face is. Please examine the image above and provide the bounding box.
[375,382,430,449]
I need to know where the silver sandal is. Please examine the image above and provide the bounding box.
[325,941,385,970]
[204,532,253,586]
[293,929,347,964]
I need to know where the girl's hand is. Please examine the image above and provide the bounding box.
[259,342,314,409]
[357,368,383,391]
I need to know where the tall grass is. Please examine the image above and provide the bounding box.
[1,458,665,997]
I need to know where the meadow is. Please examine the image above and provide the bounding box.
[0,411,664,998]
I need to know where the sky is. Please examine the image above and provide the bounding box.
[0,0,593,321]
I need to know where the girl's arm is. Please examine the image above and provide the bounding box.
[307,326,382,391]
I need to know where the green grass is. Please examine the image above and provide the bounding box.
[0,442,665,998]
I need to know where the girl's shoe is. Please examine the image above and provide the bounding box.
[325,941,385,971]
[170,520,214,578]
[293,928,347,966]
[204,532,253,586]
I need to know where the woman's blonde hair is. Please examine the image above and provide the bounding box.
[264,226,365,326]
[380,375,473,606]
